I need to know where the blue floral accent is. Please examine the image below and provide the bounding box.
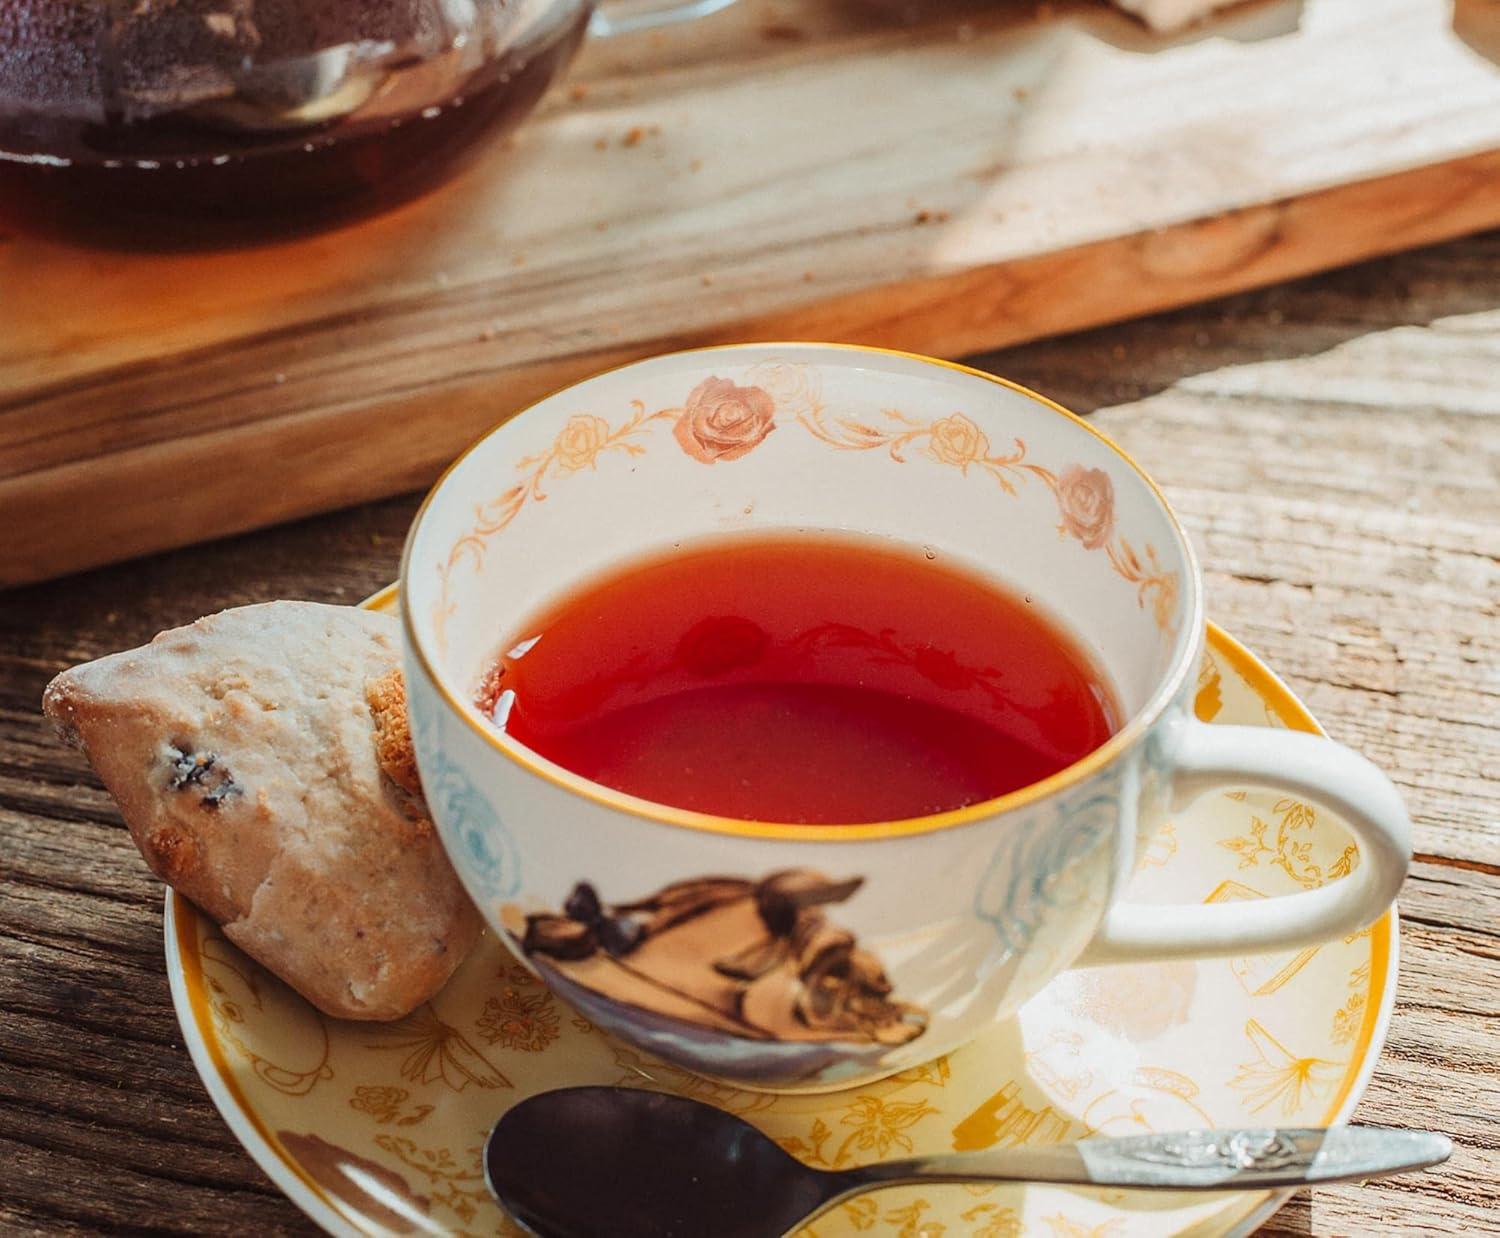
[412,698,521,900]
[1138,710,1181,823]
[974,791,1117,955]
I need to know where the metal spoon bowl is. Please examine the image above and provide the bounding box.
[483,1086,1451,1238]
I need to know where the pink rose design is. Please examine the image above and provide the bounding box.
[674,377,776,463]
[1056,465,1116,550]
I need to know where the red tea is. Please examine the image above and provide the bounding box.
[478,535,1119,824]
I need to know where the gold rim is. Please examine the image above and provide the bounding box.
[399,342,1205,842]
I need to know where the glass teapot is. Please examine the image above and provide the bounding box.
[0,0,732,240]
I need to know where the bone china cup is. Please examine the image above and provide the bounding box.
[400,343,1411,1092]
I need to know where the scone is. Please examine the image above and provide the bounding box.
[42,601,481,1021]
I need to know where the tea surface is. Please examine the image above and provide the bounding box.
[479,535,1118,824]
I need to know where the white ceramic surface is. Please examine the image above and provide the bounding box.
[399,344,1411,1090]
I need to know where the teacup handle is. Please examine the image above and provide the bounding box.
[1079,720,1411,965]
[590,0,739,37]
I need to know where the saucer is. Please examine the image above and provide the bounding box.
[165,593,1396,1237]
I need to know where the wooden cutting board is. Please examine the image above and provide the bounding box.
[5,0,1500,585]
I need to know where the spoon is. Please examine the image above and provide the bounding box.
[484,1086,1451,1238]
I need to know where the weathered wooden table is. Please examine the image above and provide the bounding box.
[3,233,1496,1234]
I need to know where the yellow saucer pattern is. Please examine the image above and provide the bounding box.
[171,625,1392,1237]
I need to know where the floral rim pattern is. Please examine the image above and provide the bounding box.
[430,363,1180,653]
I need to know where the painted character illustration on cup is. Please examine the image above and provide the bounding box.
[502,870,926,1082]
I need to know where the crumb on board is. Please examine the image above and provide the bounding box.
[570,84,589,102]
[621,124,661,148]
[914,209,950,225]
[593,136,608,151]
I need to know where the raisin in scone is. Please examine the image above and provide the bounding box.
[42,601,481,1021]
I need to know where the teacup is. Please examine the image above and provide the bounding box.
[400,343,1410,1091]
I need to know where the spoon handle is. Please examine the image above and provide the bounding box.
[843,1126,1451,1193]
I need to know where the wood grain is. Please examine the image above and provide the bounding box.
[6,0,1500,583]
[2,232,1497,1234]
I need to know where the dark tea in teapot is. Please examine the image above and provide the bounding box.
[0,0,589,242]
